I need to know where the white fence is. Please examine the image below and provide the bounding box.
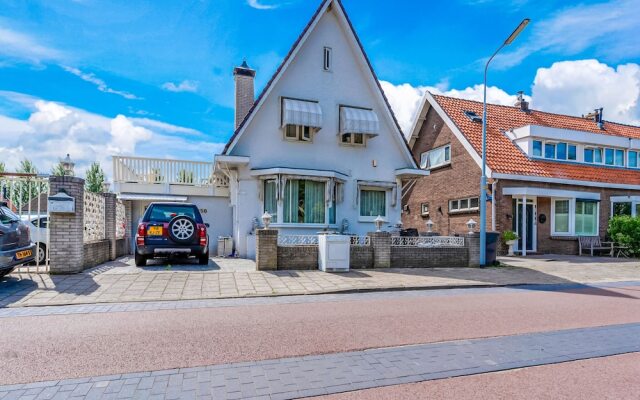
[112,156,228,187]
[0,174,50,273]
[277,234,371,246]
[84,192,105,243]
[391,236,465,247]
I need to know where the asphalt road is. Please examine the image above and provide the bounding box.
[1,283,639,389]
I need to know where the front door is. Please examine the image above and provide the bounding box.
[512,198,536,253]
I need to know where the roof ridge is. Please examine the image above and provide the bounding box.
[430,92,640,130]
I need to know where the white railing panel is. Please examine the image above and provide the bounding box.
[84,192,106,243]
[112,156,227,187]
[350,236,370,246]
[278,235,319,246]
[391,236,465,247]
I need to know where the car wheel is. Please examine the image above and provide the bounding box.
[35,243,47,265]
[168,215,197,244]
[135,251,147,267]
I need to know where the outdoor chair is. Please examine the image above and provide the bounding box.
[578,236,614,257]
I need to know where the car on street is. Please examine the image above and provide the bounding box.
[21,214,48,265]
[0,201,36,277]
[134,202,209,267]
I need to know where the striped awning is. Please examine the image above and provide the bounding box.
[340,107,380,136]
[282,98,323,128]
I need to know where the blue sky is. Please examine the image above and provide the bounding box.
[1,0,639,176]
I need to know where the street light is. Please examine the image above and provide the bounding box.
[61,154,75,176]
[261,212,272,229]
[479,18,530,267]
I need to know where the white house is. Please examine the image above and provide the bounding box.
[214,0,426,258]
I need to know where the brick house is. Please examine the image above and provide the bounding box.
[402,92,640,256]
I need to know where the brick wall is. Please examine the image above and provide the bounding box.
[350,246,373,269]
[403,106,490,236]
[390,246,468,268]
[83,240,111,269]
[116,238,129,258]
[277,246,319,270]
[256,229,278,270]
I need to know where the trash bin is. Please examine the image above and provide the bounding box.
[318,234,350,272]
[217,236,233,257]
[486,232,500,265]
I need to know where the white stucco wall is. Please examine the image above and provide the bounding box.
[226,6,414,257]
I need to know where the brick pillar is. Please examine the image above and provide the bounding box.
[466,233,480,267]
[369,231,391,269]
[103,192,117,260]
[256,229,278,271]
[49,176,85,274]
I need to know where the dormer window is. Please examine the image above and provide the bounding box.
[281,97,323,142]
[339,106,379,147]
[323,47,332,71]
[532,139,576,161]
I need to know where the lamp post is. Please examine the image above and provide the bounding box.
[374,215,385,232]
[480,18,530,266]
[261,212,272,229]
[425,219,434,233]
[61,154,75,177]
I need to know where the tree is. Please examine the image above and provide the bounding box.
[51,162,66,177]
[10,159,46,208]
[85,162,106,193]
[0,162,5,174]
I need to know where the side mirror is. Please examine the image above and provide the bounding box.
[205,223,210,228]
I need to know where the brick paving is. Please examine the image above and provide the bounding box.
[1,255,639,307]
[0,322,638,399]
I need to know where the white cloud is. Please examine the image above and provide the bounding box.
[161,80,199,93]
[62,66,141,100]
[0,94,224,178]
[383,59,640,139]
[247,0,280,10]
[0,26,63,64]
[532,59,640,125]
[381,81,525,137]
[494,0,640,69]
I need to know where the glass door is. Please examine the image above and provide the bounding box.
[512,198,536,252]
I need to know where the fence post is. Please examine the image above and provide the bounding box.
[466,233,481,267]
[369,231,391,268]
[256,229,278,271]
[48,176,85,274]
[103,192,117,261]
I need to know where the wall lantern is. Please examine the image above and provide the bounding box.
[466,218,477,234]
[102,182,111,193]
[61,154,75,176]
[374,215,385,232]
[426,219,434,233]
[261,212,272,229]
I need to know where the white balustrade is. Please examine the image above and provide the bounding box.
[112,156,227,187]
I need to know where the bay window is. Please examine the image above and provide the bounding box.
[552,198,599,236]
[262,177,338,226]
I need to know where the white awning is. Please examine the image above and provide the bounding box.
[116,194,188,202]
[340,107,379,136]
[282,98,323,128]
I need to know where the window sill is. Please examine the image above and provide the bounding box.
[425,162,451,172]
[358,217,387,223]
[550,235,578,240]
[448,209,479,215]
[270,223,339,229]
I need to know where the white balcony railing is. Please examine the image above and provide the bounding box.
[112,156,228,188]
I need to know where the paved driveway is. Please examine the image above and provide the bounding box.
[0,254,639,307]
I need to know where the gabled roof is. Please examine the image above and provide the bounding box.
[222,0,416,167]
[421,93,640,188]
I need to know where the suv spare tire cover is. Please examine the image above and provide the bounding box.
[168,215,197,244]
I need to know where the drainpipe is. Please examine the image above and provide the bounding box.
[491,179,498,232]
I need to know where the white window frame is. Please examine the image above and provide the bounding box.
[420,144,451,170]
[358,187,388,222]
[283,124,314,143]
[533,139,577,161]
[551,198,600,236]
[420,202,429,216]
[584,146,604,164]
[323,47,332,71]
[340,132,366,146]
[449,196,479,214]
[611,196,640,218]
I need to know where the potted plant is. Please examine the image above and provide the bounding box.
[502,230,519,256]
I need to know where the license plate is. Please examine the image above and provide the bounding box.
[147,226,163,236]
[16,250,32,260]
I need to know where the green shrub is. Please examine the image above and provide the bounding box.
[501,230,519,243]
[608,215,640,255]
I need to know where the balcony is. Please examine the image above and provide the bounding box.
[112,156,229,198]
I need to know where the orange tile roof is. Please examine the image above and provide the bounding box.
[432,94,640,186]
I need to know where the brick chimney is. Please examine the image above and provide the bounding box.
[233,60,256,130]
[514,91,529,112]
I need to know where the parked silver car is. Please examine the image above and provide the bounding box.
[0,202,36,278]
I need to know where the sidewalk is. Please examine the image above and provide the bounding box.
[1,255,639,308]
